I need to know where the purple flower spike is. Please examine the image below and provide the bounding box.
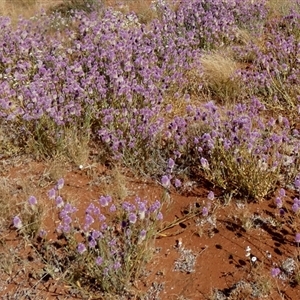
[271,267,281,277]
[295,233,300,243]
[156,212,163,220]
[56,178,64,190]
[39,229,47,238]
[138,202,146,219]
[279,188,285,198]
[161,175,170,189]
[207,191,215,201]
[77,243,87,254]
[129,213,137,224]
[200,157,209,170]
[149,200,161,213]
[96,256,103,266]
[139,229,147,242]
[168,158,175,171]
[292,203,299,213]
[84,214,95,230]
[89,239,97,248]
[275,197,283,208]
[28,196,37,206]
[86,203,95,214]
[55,196,64,208]
[99,195,112,207]
[48,188,56,200]
[294,177,300,189]
[122,202,135,212]
[109,204,117,212]
[114,261,121,270]
[13,216,22,229]
[202,207,209,217]
[174,178,182,188]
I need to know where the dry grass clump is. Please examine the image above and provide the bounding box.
[104,0,158,24]
[267,0,300,18]
[0,0,45,20]
[48,0,99,16]
[199,50,243,104]
[0,177,16,231]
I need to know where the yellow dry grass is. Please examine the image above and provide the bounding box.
[267,0,300,18]
[0,0,63,19]
[199,49,242,104]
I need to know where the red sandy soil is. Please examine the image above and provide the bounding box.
[0,156,300,299]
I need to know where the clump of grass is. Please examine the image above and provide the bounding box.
[200,50,243,104]
[63,125,91,167]
[104,0,158,24]
[102,167,129,201]
[267,0,300,18]
[48,0,100,17]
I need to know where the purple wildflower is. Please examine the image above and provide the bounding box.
[101,223,108,231]
[161,175,171,189]
[137,204,146,220]
[99,214,106,222]
[63,203,77,214]
[200,157,209,170]
[91,230,102,240]
[149,200,161,213]
[13,216,22,229]
[279,188,285,198]
[295,233,300,243]
[89,238,97,248]
[103,268,109,276]
[156,212,163,220]
[96,256,103,266]
[56,178,64,190]
[86,203,95,214]
[109,204,116,212]
[207,191,215,201]
[275,197,283,208]
[39,229,47,238]
[77,243,87,254]
[28,196,37,206]
[202,207,209,217]
[84,214,95,231]
[122,202,135,212]
[294,177,300,189]
[174,178,182,188]
[113,261,121,270]
[128,213,137,224]
[99,195,112,207]
[271,267,281,277]
[292,203,299,213]
[167,158,175,171]
[139,229,147,243]
[48,188,56,200]
[55,196,64,208]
